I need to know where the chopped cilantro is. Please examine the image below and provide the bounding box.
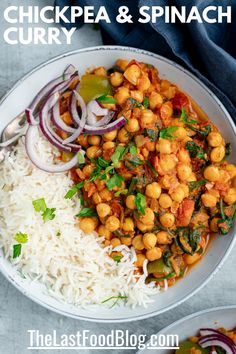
[159,127,178,140]
[127,97,142,108]
[64,181,84,199]
[14,232,28,244]
[106,174,124,191]
[114,189,128,197]
[111,145,127,166]
[97,94,117,104]
[112,255,122,263]
[188,124,211,137]
[126,156,145,168]
[146,160,158,177]
[186,141,207,161]
[144,128,159,142]
[76,208,97,217]
[13,244,22,259]
[129,144,137,155]
[32,198,56,222]
[102,295,128,304]
[56,231,61,237]
[143,96,149,109]
[225,143,232,159]
[135,192,146,215]
[180,108,197,125]
[97,157,110,168]
[188,180,206,192]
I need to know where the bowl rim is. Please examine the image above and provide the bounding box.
[0,45,235,323]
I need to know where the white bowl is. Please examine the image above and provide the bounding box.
[137,306,236,353]
[0,46,235,322]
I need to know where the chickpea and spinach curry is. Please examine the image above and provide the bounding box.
[25,59,236,288]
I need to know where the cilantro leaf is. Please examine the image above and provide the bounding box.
[127,97,142,108]
[112,255,122,263]
[114,189,128,197]
[186,141,207,161]
[106,174,124,191]
[129,144,137,155]
[188,180,206,192]
[225,143,232,159]
[125,156,145,168]
[64,182,84,199]
[159,127,178,140]
[13,244,22,259]
[135,192,146,215]
[143,97,149,109]
[14,232,28,244]
[187,124,211,137]
[77,152,85,164]
[111,145,127,165]
[180,108,197,125]
[32,198,47,213]
[97,94,117,104]
[76,208,97,217]
[97,157,110,168]
[42,208,56,222]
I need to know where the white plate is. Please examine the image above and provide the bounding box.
[0,46,235,323]
[137,306,236,353]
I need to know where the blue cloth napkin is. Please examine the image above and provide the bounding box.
[55,0,236,120]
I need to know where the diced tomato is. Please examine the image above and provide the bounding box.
[110,200,123,218]
[149,154,159,172]
[214,182,230,193]
[176,199,195,226]
[160,102,173,127]
[172,92,189,110]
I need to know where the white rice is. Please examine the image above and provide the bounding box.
[0,136,162,308]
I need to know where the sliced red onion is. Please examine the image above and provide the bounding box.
[63,90,87,144]
[25,125,79,173]
[200,329,227,337]
[83,116,126,135]
[63,64,77,78]
[0,125,28,148]
[86,110,98,126]
[87,99,109,117]
[94,110,115,127]
[25,108,38,126]
[199,334,236,354]
[51,100,75,134]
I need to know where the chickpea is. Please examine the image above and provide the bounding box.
[156,231,170,245]
[118,127,130,143]
[120,236,132,246]
[210,145,225,163]
[94,66,106,76]
[201,193,217,208]
[204,165,220,182]
[160,175,178,190]
[132,235,145,250]
[145,182,162,199]
[114,87,130,105]
[210,218,220,232]
[226,164,236,179]
[103,141,115,150]
[130,90,143,103]
[98,225,112,240]
[86,146,102,159]
[110,72,123,87]
[187,173,197,182]
[110,238,121,248]
[159,154,177,173]
[103,130,117,142]
[218,170,231,184]
[136,220,154,232]
[140,109,155,126]
[82,164,94,178]
[183,253,201,265]
[149,92,163,110]
[92,192,102,205]
[125,118,140,133]
[96,203,111,218]
[116,59,129,71]
[159,213,175,228]
[177,163,192,181]
[122,217,135,232]
[146,247,162,261]
[179,183,189,198]
[143,233,157,250]
[87,135,101,146]
[159,194,172,209]
[224,188,236,205]
[178,149,190,164]
[137,74,151,92]
[135,254,146,267]
[126,195,136,209]
[207,132,223,147]
[173,127,187,139]
[79,217,98,234]
[170,186,185,202]
[77,134,88,147]
[156,138,172,154]
[99,188,112,202]
[124,64,141,85]
[139,208,155,225]
[105,216,120,232]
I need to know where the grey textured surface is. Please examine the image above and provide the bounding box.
[0,1,235,354]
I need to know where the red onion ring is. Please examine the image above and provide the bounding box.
[51,100,75,134]
[199,334,236,354]
[25,125,80,173]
